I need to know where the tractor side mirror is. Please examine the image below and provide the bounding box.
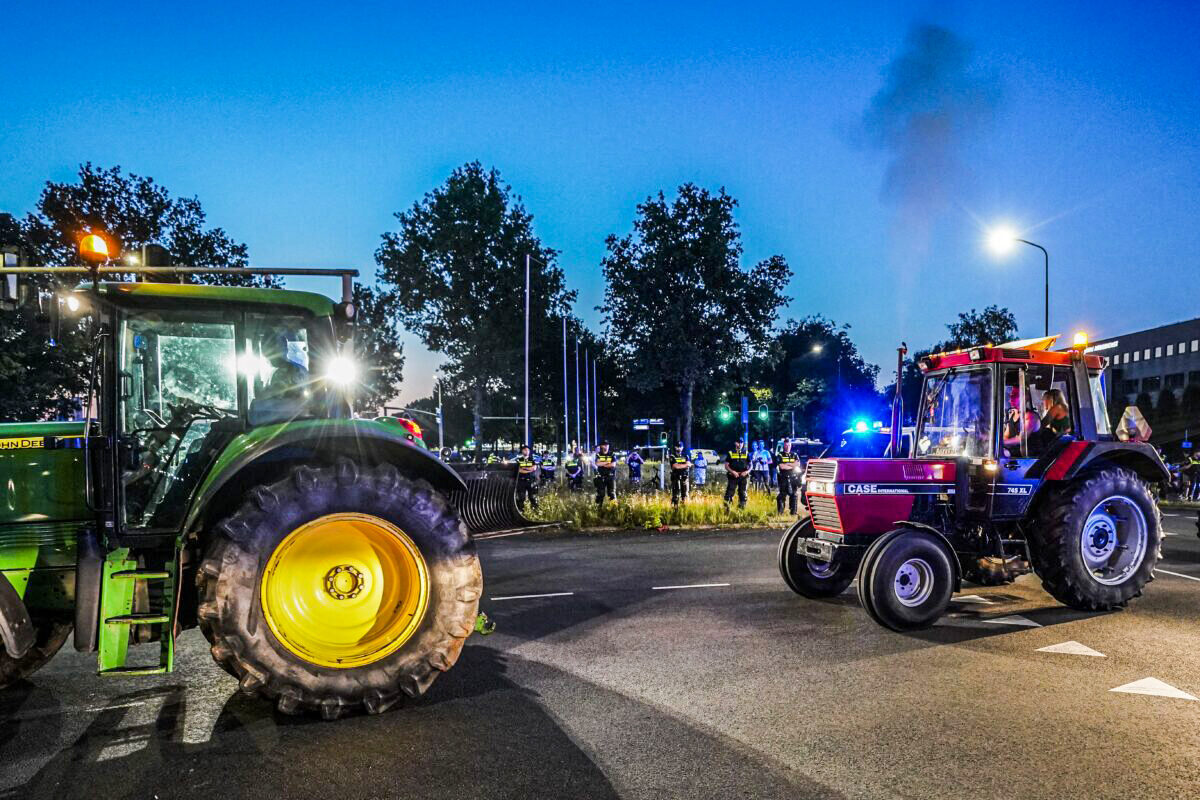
[0,252,26,311]
[33,290,62,347]
[333,301,356,342]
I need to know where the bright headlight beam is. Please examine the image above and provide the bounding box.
[325,355,359,385]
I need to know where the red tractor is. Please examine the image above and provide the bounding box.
[778,336,1168,631]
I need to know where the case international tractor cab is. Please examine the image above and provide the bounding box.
[778,335,1168,631]
[0,237,489,718]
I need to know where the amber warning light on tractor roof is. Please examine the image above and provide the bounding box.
[1072,331,1089,349]
[78,234,112,264]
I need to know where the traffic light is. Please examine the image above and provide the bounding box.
[659,432,668,444]
[718,405,733,423]
[757,405,769,421]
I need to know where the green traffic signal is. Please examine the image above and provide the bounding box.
[757,405,769,421]
[718,405,733,422]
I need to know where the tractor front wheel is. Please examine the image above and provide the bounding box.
[197,460,482,719]
[777,518,855,598]
[856,529,955,631]
[1028,467,1160,611]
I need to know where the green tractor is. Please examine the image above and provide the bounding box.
[0,252,484,718]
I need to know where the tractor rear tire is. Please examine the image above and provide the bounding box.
[197,460,482,719]
[0,618,71,688]
[1028,467,1160,611]
[857,529,954,631]
[778,518,855,598]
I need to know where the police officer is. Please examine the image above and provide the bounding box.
[724,438,751,509]
[692,447,708,487]
[594,440,616,506]
[627,446,645,488]
[565,449,584,491]
[775,438,801,515]
[515,444,539,511]
[539,449,557,486]
[667,442,691,505]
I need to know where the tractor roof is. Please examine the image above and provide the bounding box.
[89,281,336,317]
[921,335,1105,372]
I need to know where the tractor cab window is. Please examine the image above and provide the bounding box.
[1026,365,1075,456]
[118,310,239,528]
[244,314,324,426]
[915,368,993,459]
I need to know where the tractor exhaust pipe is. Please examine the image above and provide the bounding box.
[890,342,907,458]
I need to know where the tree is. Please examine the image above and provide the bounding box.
[375,163,576,452]
[351,284,405,412]
[601,184,792,447]
[1,165,268,421]
[0,214,89,420]
[22,163,271,286]
[1156,387,1180,422]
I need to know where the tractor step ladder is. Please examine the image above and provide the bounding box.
[97,550,176,676]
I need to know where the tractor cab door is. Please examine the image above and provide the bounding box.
[992,364,1078,518]
[116,307,242,533]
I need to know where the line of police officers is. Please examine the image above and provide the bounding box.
[515,437,805,515]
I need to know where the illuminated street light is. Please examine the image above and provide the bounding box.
[985,224,1050,337]
[811,343,823,353]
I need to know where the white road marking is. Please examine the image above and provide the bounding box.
[1157,568,1200,583]
[1110,677,1198,701]
[652,582,731,591]
[952,594,995,604]
[981,614,1041,627]
[1162,512,1182,517]
[476,529,534,539]
[1037,640,1105,657]
[490,591,575,601]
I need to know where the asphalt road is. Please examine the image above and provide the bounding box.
[2,511,1199,800]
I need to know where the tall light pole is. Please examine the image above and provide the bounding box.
[524,254,531,446]
[987,225,1050,337]
[583,347,591,451]
[562,317,569,458]
[575,338,581,449]
[593,358,599,446]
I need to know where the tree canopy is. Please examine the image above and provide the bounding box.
[600,184,791,447]
[375,162,576,449]
[350,283,405,412]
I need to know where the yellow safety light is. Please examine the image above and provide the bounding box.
[79,233,112,264]
[1072,331,1089,349]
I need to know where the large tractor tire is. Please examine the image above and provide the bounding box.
[1028,466,1160,611]
[777,518,855,598]
[856,529,955,632]
[0,619,71,688]
[197,459,482,719]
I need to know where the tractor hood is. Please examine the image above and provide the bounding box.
[804,458,959,537]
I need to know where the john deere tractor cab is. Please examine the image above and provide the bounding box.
[0,241,484,718]
[779,335,1168,631]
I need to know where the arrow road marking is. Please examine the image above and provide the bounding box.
[981,614,1041,627]
[1110,677,1198,701]
[1037,640,1105,657]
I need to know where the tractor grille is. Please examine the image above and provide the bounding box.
[808,495,842,532]
[805,460,837,483]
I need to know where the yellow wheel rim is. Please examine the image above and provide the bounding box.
[260,513,430,668]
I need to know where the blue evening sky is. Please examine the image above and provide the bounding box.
[4,2,1199,400]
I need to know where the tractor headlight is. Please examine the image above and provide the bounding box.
[324,355,359,385]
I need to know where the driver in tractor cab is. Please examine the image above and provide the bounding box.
[248,330,312,426]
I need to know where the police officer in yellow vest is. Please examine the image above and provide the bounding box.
[724,438,751,509]
[775,438,801,515]
[668,441,691,506]
[594,440,616,506]
[515,444,539,511]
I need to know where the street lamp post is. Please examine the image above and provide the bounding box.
[987,226,1050,337]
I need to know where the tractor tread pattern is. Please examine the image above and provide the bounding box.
[0,619,71,689]
[1029,466,1161,612]
[196,460,481,718]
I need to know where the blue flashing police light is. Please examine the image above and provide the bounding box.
[852,419,869,433]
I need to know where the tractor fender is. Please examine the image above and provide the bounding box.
[183,420,467,538]
[1040,441,1170,486]
[0,572,35,659]
[890,521,963,593]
